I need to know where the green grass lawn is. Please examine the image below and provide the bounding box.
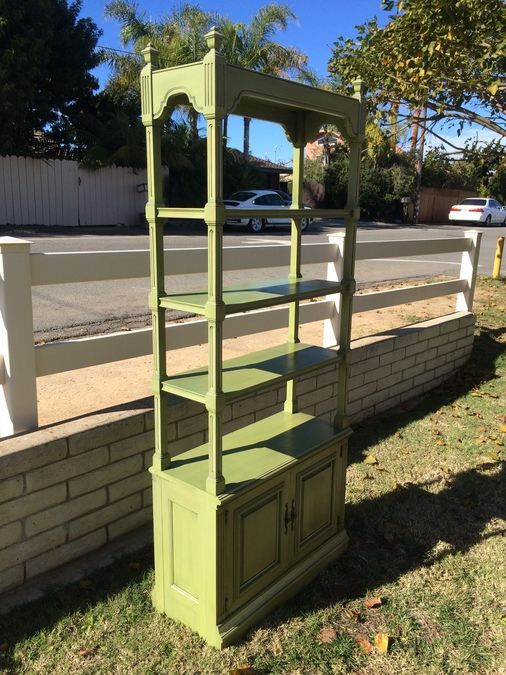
[1,278,505,675]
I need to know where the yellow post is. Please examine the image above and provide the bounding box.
[493,236,505,279]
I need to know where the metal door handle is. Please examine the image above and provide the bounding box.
[284,502,290,535]
[290,499,296,530]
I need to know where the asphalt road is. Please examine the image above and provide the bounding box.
[23,219,502,342]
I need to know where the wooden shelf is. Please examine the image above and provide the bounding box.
[162,342,342,403]
[161,411,350,494]
[160,278,343,315]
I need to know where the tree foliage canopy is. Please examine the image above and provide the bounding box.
[0,0,101,155]
[329,0,506,139]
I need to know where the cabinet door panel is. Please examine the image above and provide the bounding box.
[293,448,342,557]
[222,478,289,615]
[240,492,281,588]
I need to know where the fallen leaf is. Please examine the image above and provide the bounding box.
[357,637,373,654]
[78,648,95,658]
[400,447,411,454]
[440,464,451,474]
[363,455,378,465]
[344,607,361,622]
[485,451,500,462]
[364,597,382,609]
[499,425,506,433]
[435,440,446,446]
[375,632,389,654]
[317,626,337,643]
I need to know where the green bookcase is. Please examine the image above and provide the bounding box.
[141,29,365,648]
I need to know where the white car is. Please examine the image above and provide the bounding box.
[224,189,311,233]
[448,197,506,225]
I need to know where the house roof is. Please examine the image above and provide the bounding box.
[227,148,293,174]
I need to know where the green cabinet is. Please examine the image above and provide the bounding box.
[151,424,350,646]
[142,28,364,647]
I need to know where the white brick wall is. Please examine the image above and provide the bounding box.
[0,311,475,600]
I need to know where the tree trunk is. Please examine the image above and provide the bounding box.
[389,103,399,152]
[410,108,420,154]
[412,106,427,226]
[188,107,199,144]
[223,116,228,148]
[243,116,251,162]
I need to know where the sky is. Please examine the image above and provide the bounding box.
[79,0,388,162]
[79,0,498,163]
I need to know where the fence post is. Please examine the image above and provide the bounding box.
[323,232,345,347]
[0,237,38,436]
[456,229,482,312]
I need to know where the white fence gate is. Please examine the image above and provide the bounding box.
[0,156,147,227]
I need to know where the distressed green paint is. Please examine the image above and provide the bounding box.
[335,81,365,430]
[285,113,305,414]
[149,418,350,647]
[160,277,343,314]
[162,343,341,403]
[142,46,169,472]
[142,28,364,647]
[202,30,227,496]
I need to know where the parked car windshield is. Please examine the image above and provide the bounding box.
[228,191,258,202]
[461,198,487,206]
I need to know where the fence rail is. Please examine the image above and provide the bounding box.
[0,231,481,437]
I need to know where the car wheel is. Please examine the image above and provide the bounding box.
[301,218,310,232]
[485,214,492,226]
[248,218,264,233]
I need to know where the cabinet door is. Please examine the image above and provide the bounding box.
[221,476,290,616]
[292,444,344,559]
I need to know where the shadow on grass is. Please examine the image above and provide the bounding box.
[285,462,505,624]
[0,546,156,671]
[0,323,504,661]
[349,325,505,466]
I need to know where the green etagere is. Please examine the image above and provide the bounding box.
[141,28,365,647]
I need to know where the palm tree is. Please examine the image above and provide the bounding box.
[103,2,307,160]
[103,1,215,140]
[217,5,307,160]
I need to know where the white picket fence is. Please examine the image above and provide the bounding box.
[0,231,481,437]
[0,156,148,226]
